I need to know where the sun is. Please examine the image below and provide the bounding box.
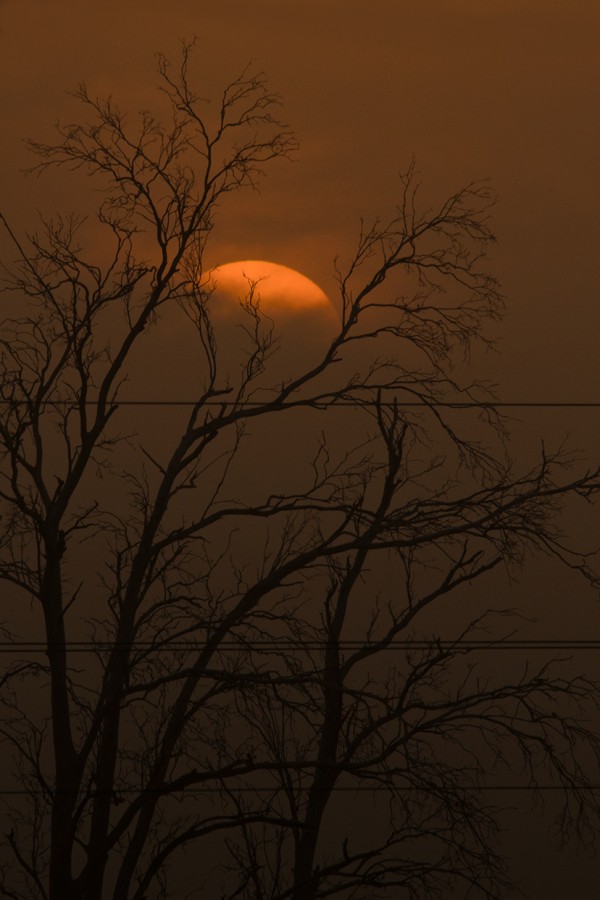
[205,260,337,324]
[122,259,339,401]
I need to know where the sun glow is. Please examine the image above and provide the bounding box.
[206,260,337,322]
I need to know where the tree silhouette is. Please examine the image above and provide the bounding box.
[0,42,599,900]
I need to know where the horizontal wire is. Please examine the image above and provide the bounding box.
[2,399,600,408]
[0,785,598,795]
[2,640,600,652]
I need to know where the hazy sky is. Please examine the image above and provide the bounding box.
[1,3,599,896]
[2,0,599,401]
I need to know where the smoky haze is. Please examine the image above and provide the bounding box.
[1,4,600,899]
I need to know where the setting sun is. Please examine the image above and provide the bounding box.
[206,260,337,323]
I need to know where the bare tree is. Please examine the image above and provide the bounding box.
[0,41,599,900]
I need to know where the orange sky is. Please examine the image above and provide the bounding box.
[1,2,599,894]
[1,1,599,404]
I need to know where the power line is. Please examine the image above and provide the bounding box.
[0,785,597,796]
[1,640,599,652]
[2,399,600,409]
